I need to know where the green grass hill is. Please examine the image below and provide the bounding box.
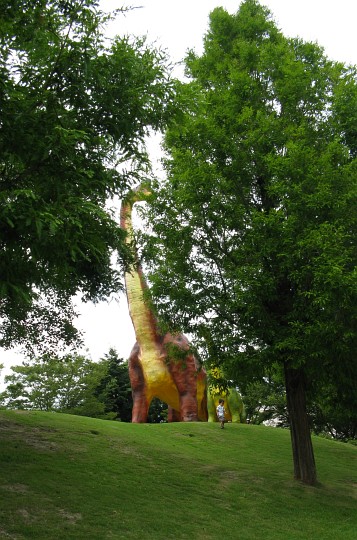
[0,410,356,539]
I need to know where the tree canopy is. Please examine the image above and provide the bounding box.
[143,0,357,483]
[0,348,133,420]
[0,0,175,351]
[0,353,104,412]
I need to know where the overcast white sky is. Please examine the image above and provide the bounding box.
[1,0,356,381]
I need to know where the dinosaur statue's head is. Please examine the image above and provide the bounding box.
[125,183,152,207]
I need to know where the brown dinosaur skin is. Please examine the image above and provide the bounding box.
[120,191,207,423]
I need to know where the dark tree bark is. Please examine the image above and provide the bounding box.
[284,364,317,485]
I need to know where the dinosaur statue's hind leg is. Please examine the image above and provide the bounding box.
[129,343,150,423]
[169,351,199,422]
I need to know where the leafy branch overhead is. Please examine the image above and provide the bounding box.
[0,0,176,351]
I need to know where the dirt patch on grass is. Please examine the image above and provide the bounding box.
[0,528,22,539]
[348,481,357,499]
[220,469,240,480]
[0,418,59,452]
[0,419,20,430]
[16,508,33,522]
[0,483,29,494]
[108,437,144,458]
[58,509,82,523]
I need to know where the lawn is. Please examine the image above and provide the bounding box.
[0,410,356,539]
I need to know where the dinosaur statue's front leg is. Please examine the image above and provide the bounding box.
[129,343,150,423]
[131,396,150,423]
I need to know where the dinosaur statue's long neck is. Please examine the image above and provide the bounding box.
[120,198,159,348]
[120,193,208,419]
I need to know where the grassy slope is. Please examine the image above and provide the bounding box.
[0,410,356,540]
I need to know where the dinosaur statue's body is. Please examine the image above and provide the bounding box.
[120,191,207,423]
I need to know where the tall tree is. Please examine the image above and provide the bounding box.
[0,0,175,351]
[144,0,357,484]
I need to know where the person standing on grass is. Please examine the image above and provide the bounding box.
[216,399,226,429]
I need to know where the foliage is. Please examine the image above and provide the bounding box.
[143,0,357,483]
[147,397,168,423]
[0,353,106,412]
[308,384,357,442]
[92,347,133,421]
[242,377,288,427]
[0,0,175,352]
[241,375,357,440]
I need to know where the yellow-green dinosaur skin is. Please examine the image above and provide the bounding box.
[207,389,245,423]
[120,190,207,422]
[207,368,245,423]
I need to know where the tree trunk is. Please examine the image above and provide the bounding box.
[284,364,317,485]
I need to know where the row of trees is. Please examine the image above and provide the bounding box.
[241,377,356,442]
[0,349,132,420]
[0,349,168,423]
[1,0,355,485]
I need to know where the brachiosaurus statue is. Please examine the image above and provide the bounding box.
[120,188,207,423]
